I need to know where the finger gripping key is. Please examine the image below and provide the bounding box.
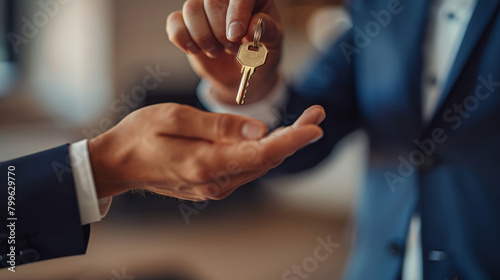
[236,42,269,105]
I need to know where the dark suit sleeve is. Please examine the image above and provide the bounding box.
[0,144,90,268]
[268,27,361,176]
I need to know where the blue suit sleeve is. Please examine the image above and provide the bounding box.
[269,28,361,175]
[0,145,90,268]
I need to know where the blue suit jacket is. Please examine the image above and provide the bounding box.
[0,145,90,267]
[275,0,500,279]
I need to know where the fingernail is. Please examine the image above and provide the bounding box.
[228,21,244,41]
[309,133,324,144]
[242,121,266,139]
[317,110,326,124]
[186,41,200,54]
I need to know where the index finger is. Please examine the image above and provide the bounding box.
[154,104,268,142]
[259,124,323,162]
[214,124,323,173]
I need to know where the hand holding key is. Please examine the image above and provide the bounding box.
[166,0,283,105]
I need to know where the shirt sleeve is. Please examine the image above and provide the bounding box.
[70,139,112,225]
[196,77,289,129]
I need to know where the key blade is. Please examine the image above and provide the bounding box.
[236,67,253,105]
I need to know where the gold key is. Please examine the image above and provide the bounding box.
[235,18,268,105]
[236,42,269,105]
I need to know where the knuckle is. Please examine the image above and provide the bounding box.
[166,13,184,42]
[227,5,250,21]
[213,114,232,139]
[204,0,228,15]
[161,103,185,127]
[163,102,179,110]
[169,31,185,46]
[191,32,216,46]
[169,33,180,45]
[165,103,184,117]
[190,165,211,183]
[204,1,229,37]
[166,11,181,27]
[183,0,203,16]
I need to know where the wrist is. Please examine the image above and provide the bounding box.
[88,134,129,198]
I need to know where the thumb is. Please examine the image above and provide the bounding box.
[226,0,255,41]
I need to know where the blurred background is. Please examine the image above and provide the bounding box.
[0,0,368,279]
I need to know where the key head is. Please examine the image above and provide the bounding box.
[237,42,269,68]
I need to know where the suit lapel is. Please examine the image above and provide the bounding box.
[358,0,431,140]
[395,0,432,132]
[439,0,500,108]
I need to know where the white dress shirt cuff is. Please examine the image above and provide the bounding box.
[70,139,112,225]
[196,77,289,128]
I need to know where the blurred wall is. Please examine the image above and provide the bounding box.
[113,0,198,98]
